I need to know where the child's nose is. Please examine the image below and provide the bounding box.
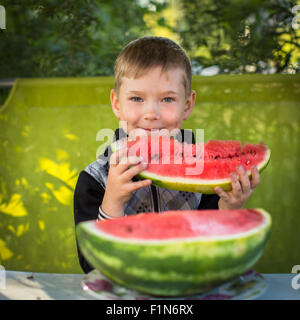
[143,111,160,120]
[143,102,161,120]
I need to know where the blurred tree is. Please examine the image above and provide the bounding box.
[143,0,181,43]
[176,0,300,73]
[0,0,168,77]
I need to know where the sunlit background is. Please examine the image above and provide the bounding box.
[0,0,299,273]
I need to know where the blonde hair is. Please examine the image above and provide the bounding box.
[114,36,192,97]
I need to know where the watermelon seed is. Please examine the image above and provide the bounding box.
[150,154,159,160]
[126,225,133,232]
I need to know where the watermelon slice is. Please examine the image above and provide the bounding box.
[111,135,271,194]
[76,208,271,296]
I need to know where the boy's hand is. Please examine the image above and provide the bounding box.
[101,146,152,217]
[214,165,260,210]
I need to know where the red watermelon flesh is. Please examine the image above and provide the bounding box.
[124,136,269,179]
[95,209,265,240]
[204,140,242,159]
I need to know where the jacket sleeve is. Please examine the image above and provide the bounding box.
[198,194,220,210]
[73,170,105,273]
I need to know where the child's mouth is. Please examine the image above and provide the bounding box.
[130,128,167,137]
[140,128,162,132]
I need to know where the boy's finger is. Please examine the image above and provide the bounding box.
[128,179,152,193]
[237,165,251,194]
[109,150,118,167]
[121,161,148,181]
[117,156,145,175]
[214,186,230,201]
[230,172,243,197]
[109,147,128,167]
[120,155,142,165]
[250,166,260,189]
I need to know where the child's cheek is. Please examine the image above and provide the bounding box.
[163,109,183,126]
[121,106,140,122]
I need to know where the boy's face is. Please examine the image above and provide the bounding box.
[110,66,196,136]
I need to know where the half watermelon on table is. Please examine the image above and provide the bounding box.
[111,135,271,194]
[76,208,271,296]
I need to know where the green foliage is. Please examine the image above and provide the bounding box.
[1,0,298,76]
[176,0,300,73]
[0,0,167,77]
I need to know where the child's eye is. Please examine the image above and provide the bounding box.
[163,97,175,103]
[130,97,143,102]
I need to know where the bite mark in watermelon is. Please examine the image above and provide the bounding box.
[76,208,271,296]
[111,136,271,194]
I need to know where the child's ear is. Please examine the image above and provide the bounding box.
[110,89,121,119]
[183,90,196,120]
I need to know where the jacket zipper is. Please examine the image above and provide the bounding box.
[151,185,159,213]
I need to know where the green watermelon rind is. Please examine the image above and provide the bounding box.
[76,208,271,296]
[110,139,271,194]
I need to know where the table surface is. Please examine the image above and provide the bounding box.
[0,271,299,300]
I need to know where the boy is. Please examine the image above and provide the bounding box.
[74,36,260,273]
